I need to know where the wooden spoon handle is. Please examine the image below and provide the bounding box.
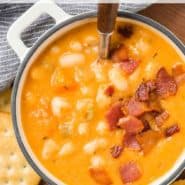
[98,3,119,33]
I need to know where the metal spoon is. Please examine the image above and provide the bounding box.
[97,3,119,59]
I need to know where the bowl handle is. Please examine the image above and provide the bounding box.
[7,0,71,61]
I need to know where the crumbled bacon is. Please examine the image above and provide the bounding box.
[89,168,112,185]
[139,111,160,131]
[119,162,142,183]
[155,111,169,127]
[104,85,115,97]
[139,112,156,131]
[140,119,151,132]
[146,94,162,113]
[146,80,157,91]
[117,24,134,38]
[120,59,139,75]
[110,145,123,158]
[111,44,128,63]
[121,99,129,115]
[111,43,139,74]
[123,134,141,151]
[105,102,124,130]
[118,116,144,134]
[126,97,149,117]
[136,82,149,102]
[136,80,156,102]
[156,67,177,98]
[136,130,162,154]
[165,124,180,137]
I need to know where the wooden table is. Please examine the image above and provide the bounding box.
[140,4,185,43]
[40,4,185,185]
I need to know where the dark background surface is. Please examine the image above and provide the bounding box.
[141,4,185,43]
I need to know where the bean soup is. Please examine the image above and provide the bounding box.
[21,20,185,185]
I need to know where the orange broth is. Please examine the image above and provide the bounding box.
[21,20,185,185]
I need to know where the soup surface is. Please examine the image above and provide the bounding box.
[21,19,185,185]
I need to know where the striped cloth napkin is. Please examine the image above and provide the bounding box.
[0,2,148,92]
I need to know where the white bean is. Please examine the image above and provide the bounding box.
[50,68,65,87]
[109,66,128,91]
[80,86,90,95]
[70,41,83,51]
[129,45,139,56]
[42,139,58,159]
[83,138,107,154]
[78,122,88,135]
[91,61,106,82]
[76,98,93,111]
[90,155,104,168]
[145,60,161,79]
[96,85,111,108]
[96,121,108,135]
[51,97,70,116]
[74,67,94,83]
[59,142,74,156]
[59,53,85,68]
[58,122,74,136]
[135,38,150,56]
[83,36,98,47]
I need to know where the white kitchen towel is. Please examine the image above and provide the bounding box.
[0,3,148,91]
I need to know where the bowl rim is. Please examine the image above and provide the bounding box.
[11,11,185,185]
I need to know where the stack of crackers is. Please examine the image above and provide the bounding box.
[0,89,41,185]
[0,88,184,185]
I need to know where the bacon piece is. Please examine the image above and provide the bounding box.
[117,24,134,38]
[89,168,112,185]
[165,124,180,137]
[136,80,156,102]
[126,98,149,117]
[124,134,141,151]
[111,44,128,63]
[136,130,162,154]
[118,116,144,134]
[142,119,151,132]
[120,59,139,75]
[110,145,123,158]
[147,93,162,113]
[121,98,129,115]
[111,44,139,74]
[119,162,142,183]
[146,80,156,91]
[155,111,169,127]
[136,82,150,102]
[139,112,158,131]
[104,85,114,97]
[139,111,160,131]
[156,67,177,98]
[105,102,124,130]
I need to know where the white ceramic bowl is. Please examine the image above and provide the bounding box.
[8,0,185,185]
